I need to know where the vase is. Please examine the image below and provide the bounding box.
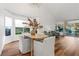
[31,29,36,35]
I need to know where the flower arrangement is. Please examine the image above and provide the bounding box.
[23,18,41,35]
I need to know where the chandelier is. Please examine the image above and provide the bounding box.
[28,3,41,8]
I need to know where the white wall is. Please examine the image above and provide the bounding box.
[0,15,5,55]
[55,21,64,25]
[22,5,55,31]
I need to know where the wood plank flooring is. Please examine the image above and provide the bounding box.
[1,36,79,56]
[55,36,79,56]
[1,41,31,56]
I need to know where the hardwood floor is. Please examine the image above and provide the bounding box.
[2,36,79,56]
[1,41,31,56]
[55,36,79,56]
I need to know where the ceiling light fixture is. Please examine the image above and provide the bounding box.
[29,3,41,8]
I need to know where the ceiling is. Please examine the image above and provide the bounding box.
[0,3,79,21]
[44,3,79,21]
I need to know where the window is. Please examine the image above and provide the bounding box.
[15,19,30,35]
[5,16,12,36]
[15,19,26,27]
